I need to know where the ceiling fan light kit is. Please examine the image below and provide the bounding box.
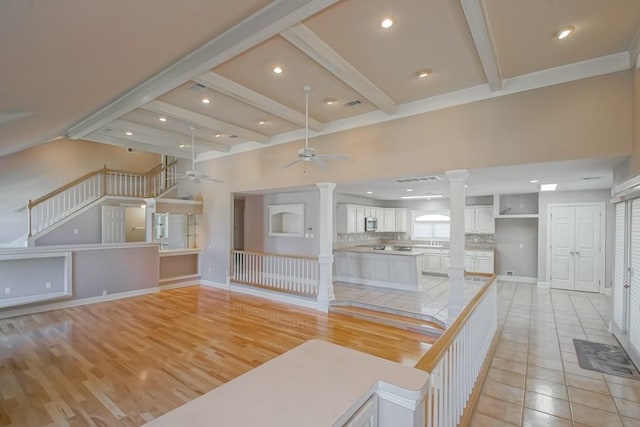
[283,86,350,170]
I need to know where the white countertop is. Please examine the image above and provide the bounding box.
[144,340,429,427]
[334,246,426,256]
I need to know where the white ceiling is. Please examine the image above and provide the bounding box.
[1,0,639,162]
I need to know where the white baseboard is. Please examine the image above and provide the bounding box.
[537,281,550,289]
[0,286,159,320]
[497,275,537,284]
[159,280,200,291]
[603,288,612,296]
[201,280,320,311]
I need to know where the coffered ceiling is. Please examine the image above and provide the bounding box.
[1,0,639,160]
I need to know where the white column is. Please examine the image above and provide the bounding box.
[317,182,336,312]
[446,169,469,323]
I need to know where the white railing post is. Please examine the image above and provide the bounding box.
[316,183,336,312]
[445,169,468,323]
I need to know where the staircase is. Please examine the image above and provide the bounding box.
[330,301,445,339]
[27,158,178,242]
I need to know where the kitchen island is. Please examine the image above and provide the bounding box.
[333,246,426,291]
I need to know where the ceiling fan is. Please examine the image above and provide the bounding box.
[283,86,349,170]
[173,127,223,184]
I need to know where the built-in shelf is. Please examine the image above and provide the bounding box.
[268,204,305,237]
[495,213,539,219]
[494,193,539,219]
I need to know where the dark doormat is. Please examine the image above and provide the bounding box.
[573,338,640,380]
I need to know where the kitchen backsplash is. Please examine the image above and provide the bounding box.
[335,232,408,248]
[465,233,496,244]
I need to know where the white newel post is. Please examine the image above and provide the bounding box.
[317,182,336,312]
[446,169,468,323]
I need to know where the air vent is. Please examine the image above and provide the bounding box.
[582,176,602,181]
[229,135,238,138]
[394,176,442,183]
[343,99,362,107]
[103,127,113,133]
[188,83,206,92]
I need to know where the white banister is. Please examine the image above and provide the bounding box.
[419,274,498,427]
[230,250,319,297]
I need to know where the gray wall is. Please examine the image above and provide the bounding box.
[244,195,264,252]
[35,205,102,246]
[495,218,538,278]
[0,245,159,315]
[537,189,613,288]
[263,191,319,257]
[0,256,66,300]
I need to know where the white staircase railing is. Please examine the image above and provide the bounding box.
[230,250,319,297]
[28,160,177,237]
[417,273,498,427]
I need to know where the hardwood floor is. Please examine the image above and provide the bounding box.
[0,286,435,426]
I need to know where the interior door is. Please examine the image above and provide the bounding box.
[550,206,575,290]
[102,206,125,243]
[573,205,600,292]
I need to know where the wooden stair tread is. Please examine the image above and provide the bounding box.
[332,305,444,330]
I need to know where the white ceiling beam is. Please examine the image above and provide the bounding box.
[629,26,640,70]
[67,0,341,140]
[142,100,270,144]
[460,0,503,91]
[107,120,231,153]
[194,72,324,131]
[280,24,398,115]
[86,133,191,160]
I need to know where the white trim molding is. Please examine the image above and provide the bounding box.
[496,275,537,284]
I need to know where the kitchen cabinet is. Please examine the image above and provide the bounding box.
[465,206,495,234]
[383,209,396,232]
[356,207,366,233]
[338,205,357,233]
[422,248,450,275]
[464,250,494,274]
[395,208,408,232]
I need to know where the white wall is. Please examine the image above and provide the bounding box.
[537,189,613,288]
[495,218,538,278]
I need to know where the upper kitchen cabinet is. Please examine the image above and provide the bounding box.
[465,206,495,234]
[337,204,408,234]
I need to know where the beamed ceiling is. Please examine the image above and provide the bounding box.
[1,0,639,160]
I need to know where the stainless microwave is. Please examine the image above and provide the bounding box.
[365,216,378,232]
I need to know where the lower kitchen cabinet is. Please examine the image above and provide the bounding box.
[424,248,493,274]
[465,250,494,274]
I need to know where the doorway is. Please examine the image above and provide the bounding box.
[548,203,604,292]
[233,198,245,251]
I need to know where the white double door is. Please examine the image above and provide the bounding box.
[550,204,602,292]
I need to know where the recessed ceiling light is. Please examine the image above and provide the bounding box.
[158,116,168,122]
[215,133,222,138]
[125,131,133,136]
[555,26,574,40]
[273,66,283,74]
[540,183,557,192]
[179,144,186,148]
[530,179,539,183]
[417,69,431,78]
[464,185,468,188]
[201,97,211,104]
[325,98,336,105]
[366,191,373,194]
[401,194,443,200]
[258,120,267,125]
[381,18,393,29]
[406,189,413,192]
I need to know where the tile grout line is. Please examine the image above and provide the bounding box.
[521,281,535,426]
[548,289,573,425]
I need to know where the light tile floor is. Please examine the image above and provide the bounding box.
[333,274,486,323]
[471,280,640,427]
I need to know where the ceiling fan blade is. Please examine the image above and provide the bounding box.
[283,158,304,168]
[198,176,224,183]
[310,157,329,170]
[315,153,350,161]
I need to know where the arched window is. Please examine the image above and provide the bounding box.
[412,211,450,240]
